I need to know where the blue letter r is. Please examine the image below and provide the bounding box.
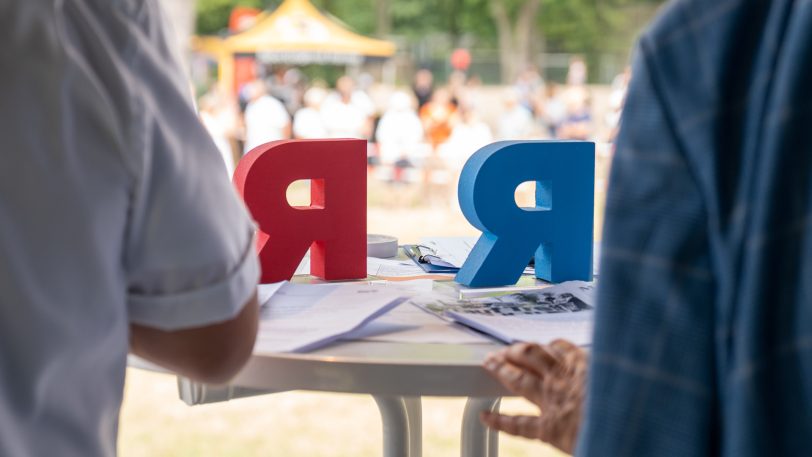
[455,141,594,287]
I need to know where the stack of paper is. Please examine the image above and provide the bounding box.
[412,281,596,346]
[253,274,596,353]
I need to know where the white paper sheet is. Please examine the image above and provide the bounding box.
[413,281,596,346]
[342,301,495,344]
[257,282,286,306]
[368,279,436,294]
[420,236,478,268]
[254,283,408,353]
[449,310,594,346]
[420,236,535,274]
[366,257,427,277]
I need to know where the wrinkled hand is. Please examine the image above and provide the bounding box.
[481,340,587,454]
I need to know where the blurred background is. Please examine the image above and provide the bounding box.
[121,0,667,455]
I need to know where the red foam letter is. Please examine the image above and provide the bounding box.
[234,139,367,283]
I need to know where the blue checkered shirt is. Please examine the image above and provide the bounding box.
[578,1,812,455]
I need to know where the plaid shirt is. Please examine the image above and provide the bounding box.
[578,0,812,455]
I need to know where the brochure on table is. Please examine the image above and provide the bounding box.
[411,281,596,346]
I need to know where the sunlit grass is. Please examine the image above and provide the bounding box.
[119,370,566,456]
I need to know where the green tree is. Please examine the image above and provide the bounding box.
[194,0,664,82]
[489,0,541,83]
[196,0,272,35]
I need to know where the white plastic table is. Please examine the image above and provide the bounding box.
[173,339,513,457]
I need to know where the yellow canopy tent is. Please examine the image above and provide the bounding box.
[194,0,396,93]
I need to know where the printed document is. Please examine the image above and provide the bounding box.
[412,281,596,346]
[254,282,408,353]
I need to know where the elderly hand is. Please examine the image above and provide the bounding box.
[481,340,587,454]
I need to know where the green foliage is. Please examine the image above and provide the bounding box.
[196,0,273,35]
[194,0,663,66]
[310,0,375,34]
[540,0,658,54]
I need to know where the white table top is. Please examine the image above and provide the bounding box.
[218,272,557,398]
[229,340,511,397]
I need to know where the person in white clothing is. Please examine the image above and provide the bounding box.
[498,89,535,140]
[199,91,239,176]
[440,104,494,172]
[0,2,261,456]
[321,76,372,139]
[243,80,291,153]
[293,87,328,139]
[376,91,426,182]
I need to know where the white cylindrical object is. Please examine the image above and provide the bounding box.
[367,234,399,258]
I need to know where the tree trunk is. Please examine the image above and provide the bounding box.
[375,0,391,37]
[489,0,515,84]
[514,0,541,76]
[489,0,542,83]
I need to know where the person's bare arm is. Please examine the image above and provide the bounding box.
[481,340,587,454]
[130,292,260,385]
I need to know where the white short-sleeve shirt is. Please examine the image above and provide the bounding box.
[243,94,290,153]
[0,1,259,456]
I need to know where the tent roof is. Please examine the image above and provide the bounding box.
[221,0,395,63]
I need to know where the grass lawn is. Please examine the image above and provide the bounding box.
[119,370,566,456]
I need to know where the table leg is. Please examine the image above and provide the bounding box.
[461,397,501,457]
[374,396,411,457]
[404,397,422,457]
[488,399,502,456]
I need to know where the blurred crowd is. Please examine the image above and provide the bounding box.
[198,58,631,201]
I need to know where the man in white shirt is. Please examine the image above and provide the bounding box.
[376,91,425,166]
[498,89,535,140]
[321,76,372,139]
[243,80,291,153]
[0,2,261,456]
[292,87,328,139]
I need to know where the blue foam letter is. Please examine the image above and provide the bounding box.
[455,141,594,287]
